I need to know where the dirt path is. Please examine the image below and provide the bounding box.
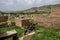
[19,32,35,40]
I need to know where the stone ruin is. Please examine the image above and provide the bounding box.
[0,14,8,27]
[0,4,60,28]
[0,14,8,22]
[0,30,18,40]
[49,4,60,28]
[0,14,15,27]
[15,16,30,28]
[33,4,60,28]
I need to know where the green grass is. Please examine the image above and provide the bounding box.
[0,22,7,24]
[1,25,60,40]
[29,25,60,40]
[0,26,24,40]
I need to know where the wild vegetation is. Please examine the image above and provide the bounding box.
[29,25,60,40]
[0,26,24,40]
[0,24,60,40]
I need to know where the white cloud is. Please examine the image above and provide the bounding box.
[48,0,53,2]
[0,0,60,11]
[6,0,14,5]
[0,0,14,5]
[36,0,42,3]
[45,0,57,3]
[24,0,35,4]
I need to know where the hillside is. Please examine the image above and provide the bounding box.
[22,5,51,14]
[0,5,51,14]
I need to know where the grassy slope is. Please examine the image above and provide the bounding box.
[29,25,60,40]
[0,25,60,40]
[0,26,24,40]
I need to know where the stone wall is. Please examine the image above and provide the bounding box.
[51,4,60,16]
[0,23,8,28]
[0,16,8,22]
[12,4,60,28]
[0,15,8,28]
[15,17,29,28]
[32,4,60,28]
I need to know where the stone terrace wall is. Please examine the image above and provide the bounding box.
[33,4,60,28]
[51,4,60,16]
[0,15,8,28]
[0,16,8,22]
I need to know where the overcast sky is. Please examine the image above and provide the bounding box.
[0,0,60,11]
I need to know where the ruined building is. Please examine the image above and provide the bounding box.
[0,14,8,27]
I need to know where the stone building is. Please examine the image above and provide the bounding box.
[15,17,29,28]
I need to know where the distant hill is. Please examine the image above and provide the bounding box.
[0,5,51,14]
[22,5,51,14]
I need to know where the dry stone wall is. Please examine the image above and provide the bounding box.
[15,17,29,28]
[32,4,60,28]
[0,16,8,22]
[0,15,8,28]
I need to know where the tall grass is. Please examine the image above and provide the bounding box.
[30,25,60,40]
